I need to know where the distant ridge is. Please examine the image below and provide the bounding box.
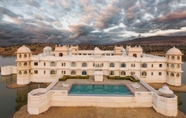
[114,36,186,46]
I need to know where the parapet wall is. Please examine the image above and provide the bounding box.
[1,66,17,76]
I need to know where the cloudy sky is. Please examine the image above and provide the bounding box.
[0,0,186,45]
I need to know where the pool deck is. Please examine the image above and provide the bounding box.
[51,76,150,94]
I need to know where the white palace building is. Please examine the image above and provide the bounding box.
[1,45,183,117]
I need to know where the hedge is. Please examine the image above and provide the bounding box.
[108,76,140,82]
[59,75,89,81]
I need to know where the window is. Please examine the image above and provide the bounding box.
[19,71,22,75]
[50,61,55,66]
[159,72,162,76]
[24,62,27,66]
[19,54,22,58]
[71,62,76,67]
[64,63,66,66]
[59,53,63,57]
[176,73,179,77]
[131,64,135,67]
[62,63,63,66]
[159,64,162,67]
[121,63,126,67]
[177,56,180,60]
[120,71,126,75]
[171,56,175,60]
[170,73,174,77]
[50,70,55,74]
[44,62,46,66]
[64,71,66,74]
[82,70,87,75]
[71,70,76,75]
[82,62,87,67]
[110,71,114,75]
[18,62,22,66]
[44,70,45,74]
[151,72,153,76]
[167,72,169,75]
[34,62,38,66]
[171,64,175,68]
[110,63,114,67]
[142,71,147,76]
[142,63,147,68]
[177,64,180,68]
[133,54,137,58]
[34,70,38,74]
[131,72,135,75]
[151,64,153,68]
[167,64,169,67]
[24,54,27,58]
[24,71,27,74]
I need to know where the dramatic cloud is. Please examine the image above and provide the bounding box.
[0,0,186,45]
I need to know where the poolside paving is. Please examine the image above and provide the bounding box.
[51,76,150,94]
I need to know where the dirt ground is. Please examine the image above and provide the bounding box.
[13,105,185,118]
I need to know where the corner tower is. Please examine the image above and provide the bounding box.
[166,47,183,86]
[16,45,32,85]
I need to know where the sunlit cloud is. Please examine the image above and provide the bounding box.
[0,0,186,45]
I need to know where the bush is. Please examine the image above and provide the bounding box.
[59,75,89,81]
[108,76,139,82]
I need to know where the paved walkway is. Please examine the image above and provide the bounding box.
[51,76,150,94]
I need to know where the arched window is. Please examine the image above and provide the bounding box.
[177,64,180,68]
[131,64,135,67]
[82,70,87,75]
[71,62,76,67]
[24,54,27,58]
[171,64,175,68]
[110,63,114,67]
[177,56,180,60]
[50,70,55,74]
[44,62,46,66]
[71,70,76,75]
[18,62,22,66]
[142,63,147,68]
[50,61,55,66]
[170,73,174,77]
[120,71,126,75]
[133,54,137,58]
[24,62,27,66]
[110,71,114,75]
[176,73,179,77]
[167,72,169,75]
[82,62,87,67]
[131,72,135,75]
[19,54,22,58]
[121,63,126,67]
[19,71,22,74]
[44,70,45,74]
[59,53,63,57]
[167,63,169,67]
[142,71,147,76]
[24,71,27,74]
[171,56,175,60]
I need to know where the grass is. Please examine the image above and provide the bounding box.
[59,75,89,81]
[108,76,140,82]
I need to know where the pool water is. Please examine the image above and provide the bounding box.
[69,84,132,96]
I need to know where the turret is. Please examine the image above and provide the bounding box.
[16,45,32,85]
[166,47,183,86]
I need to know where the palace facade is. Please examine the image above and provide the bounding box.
[13,45,183,86]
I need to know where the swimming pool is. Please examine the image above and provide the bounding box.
[69,84,132,96]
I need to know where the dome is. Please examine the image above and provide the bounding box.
[17,45,31,53]
[43,46,52,51]
[166,47,182,55]
[158,85,173,95]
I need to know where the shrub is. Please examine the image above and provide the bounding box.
[59,75,89,81]
[108,76,139,82]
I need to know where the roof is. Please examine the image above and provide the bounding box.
[17,45,31,53]
[166,47,182,55]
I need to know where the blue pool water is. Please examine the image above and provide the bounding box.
[69,84,132,96]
